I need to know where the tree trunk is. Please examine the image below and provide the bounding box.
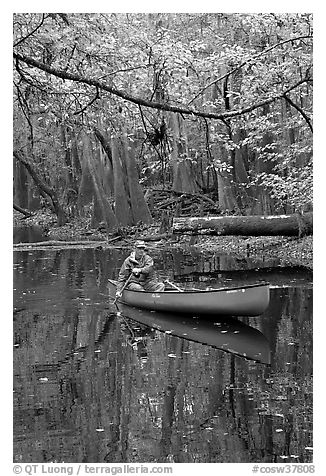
[170,113,199,194]
[94,127,113,165]
[121,134,153,224]
[94,127,114,197]
[60,124,74,191]
[60,125,80,217]
[77,143,95,213]
[90,194,104,228]
[71,133,82,176]
[82,132,118,234]
[173,212,313,236]
[13,150,67,225]
[13,159,29,208]
[111,137,133,226]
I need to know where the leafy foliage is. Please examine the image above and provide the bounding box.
[13,13,313,217]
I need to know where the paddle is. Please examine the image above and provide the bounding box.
[113,273,133,305]
[164,279,184,292]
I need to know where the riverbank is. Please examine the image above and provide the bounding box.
[13,210,313,269]
[193,234,313,269]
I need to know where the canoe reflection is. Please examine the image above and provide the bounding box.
[116,304,271,365]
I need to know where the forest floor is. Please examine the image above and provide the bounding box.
[13,210,313,269]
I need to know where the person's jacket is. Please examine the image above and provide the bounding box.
[116,251,155,293]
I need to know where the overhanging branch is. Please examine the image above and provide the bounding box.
[14,51,311,122]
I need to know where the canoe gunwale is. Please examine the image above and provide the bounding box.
[107,278,269,295]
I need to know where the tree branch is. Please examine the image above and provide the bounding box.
[13,203,33,218]
[14,52,311,122]
[14,150,55,199]
[73,86,99,115]
[283,93,313,133]
[138,105,163,163]
[15,83,34,146]
[14,150,67,225]
[188,34,313,105]
[14,14,47,48]
[93,127,113,165]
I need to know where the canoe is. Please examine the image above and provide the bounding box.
[116,304,271,364]
[108,279,270,316]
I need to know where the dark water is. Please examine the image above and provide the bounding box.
[13,247,313,463]
[14,225,48,244]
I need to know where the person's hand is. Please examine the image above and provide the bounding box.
[132,267,141,275]
[115,291,122,299]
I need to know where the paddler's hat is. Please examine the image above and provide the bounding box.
[134,240,146,249]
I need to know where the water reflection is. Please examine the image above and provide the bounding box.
[13,226,48,244]
[115,305,271,364]
[13,248,313,463]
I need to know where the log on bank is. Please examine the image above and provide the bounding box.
[172,212,313,236]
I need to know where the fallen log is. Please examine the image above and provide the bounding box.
[13,239,106,248]
[173,212,313,237]
[138,233,172,241]
[13,236,121,249]
[156,195,185,210]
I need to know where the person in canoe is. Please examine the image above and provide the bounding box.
[115,240,165,299]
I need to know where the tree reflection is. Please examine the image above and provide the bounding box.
[13,248,313,463]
